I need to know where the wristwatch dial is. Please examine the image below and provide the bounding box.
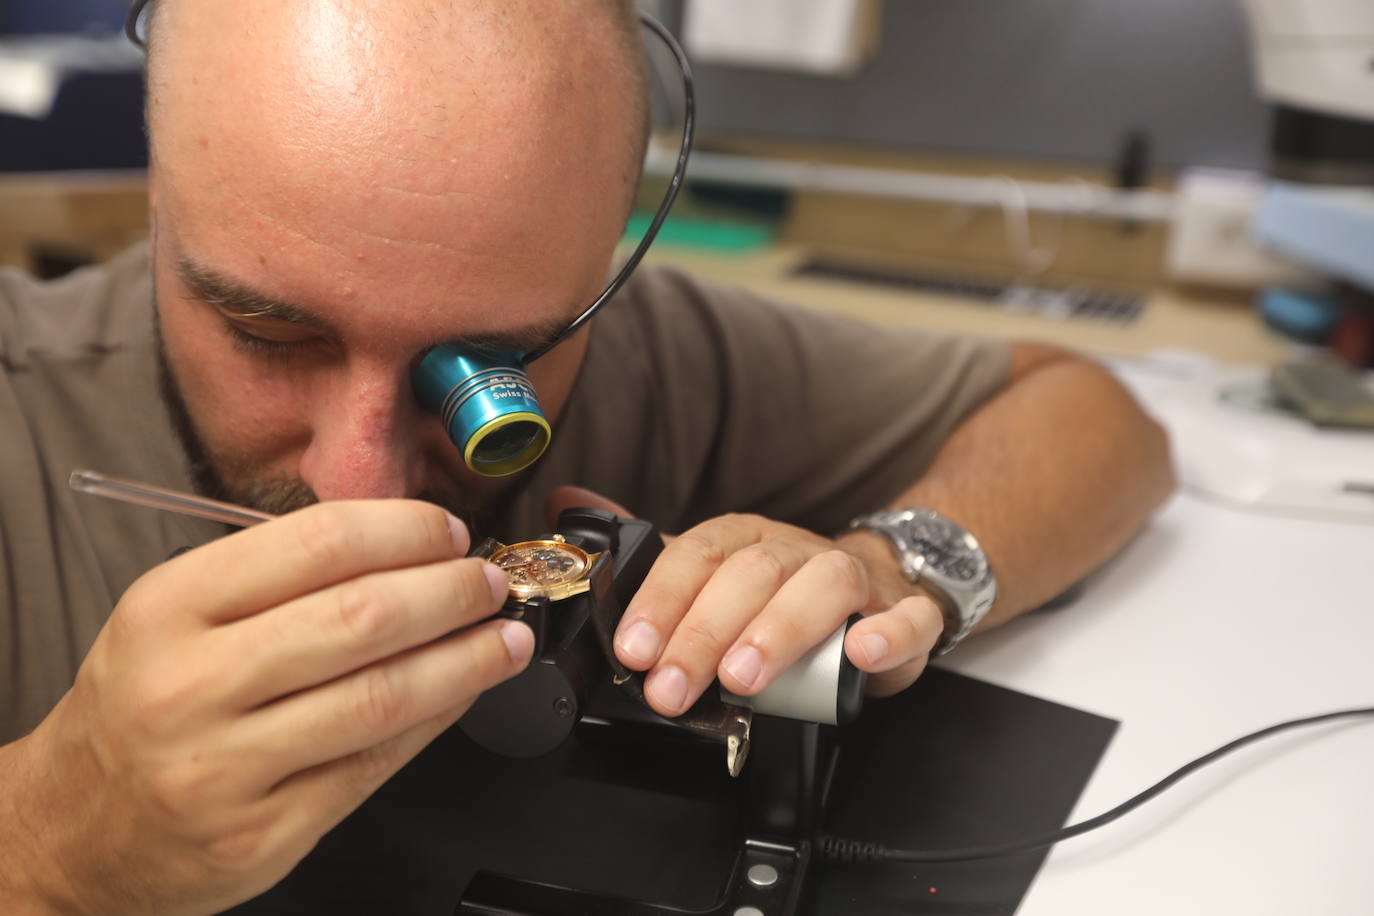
[490,538,591,599]
[849,507,995,657]
[909,514,988,584]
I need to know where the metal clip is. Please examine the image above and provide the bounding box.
[675,700,753,777]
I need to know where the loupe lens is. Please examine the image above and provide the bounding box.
[413,346,552,477]
[473,419,545,464]
[465,412,551,475]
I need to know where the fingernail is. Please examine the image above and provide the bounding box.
[498,620,534,666]
[482,563,509,605]
[647,665,688,713]
[722,645,764,691]
[858,633,890,667]
[446,513,470,555]
[617,620,660,665]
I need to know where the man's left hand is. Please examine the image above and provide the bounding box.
[545,487,944,717]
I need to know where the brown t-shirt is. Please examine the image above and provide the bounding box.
[0,243,1009,741]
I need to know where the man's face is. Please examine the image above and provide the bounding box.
[147,0,641,519]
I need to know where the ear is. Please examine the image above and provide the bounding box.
[544,486,635,529]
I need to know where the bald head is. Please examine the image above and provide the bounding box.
[143,0,648,153]
[145,0,652,334]
[144,0,649,163]
[145,0,649,198]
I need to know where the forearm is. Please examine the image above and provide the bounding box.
[844,345,1175,629]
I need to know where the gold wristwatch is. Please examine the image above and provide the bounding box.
[468,522,753,777]
[481,534,604,601]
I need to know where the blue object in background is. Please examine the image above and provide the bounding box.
[1257,287,1346,345]
[1256,183,1374,297]
[2,0,128,34]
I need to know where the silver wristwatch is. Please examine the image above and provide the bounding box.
[849,508,997,655]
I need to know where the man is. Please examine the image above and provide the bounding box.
[0,0,1174,912]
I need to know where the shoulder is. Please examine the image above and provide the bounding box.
[0,242,152,369]
[557,262,1013,530]
[602,260,829,340]
[595,261,1012,390]
[587,261,856,379]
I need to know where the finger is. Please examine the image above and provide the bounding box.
[235,617,533,788]
[716,550,871,697]
[136,500,470,626]
[217,557,510,709]
[543,485,635,530]
[865,657,931,699]
[643,540,815,716]
[844,595,943,697]
[615,515,770,671]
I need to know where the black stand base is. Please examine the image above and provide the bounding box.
[457,715,832,916]
[222,669,1118,916]
[459,839,806,916]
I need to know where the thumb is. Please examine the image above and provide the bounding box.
[544,485,636,530]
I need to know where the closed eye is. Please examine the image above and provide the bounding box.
[218,315,327,361]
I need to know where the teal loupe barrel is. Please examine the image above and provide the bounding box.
[412,345,552,477]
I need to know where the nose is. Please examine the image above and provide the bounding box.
[296,364,426,501]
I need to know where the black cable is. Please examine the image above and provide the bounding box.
[818,705,1374,865]
[524,12,695,362]
[126,0,150,48]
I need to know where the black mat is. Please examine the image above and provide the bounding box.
[227,668,1117,915]
[808,669,1119,914]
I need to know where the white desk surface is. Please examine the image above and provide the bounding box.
[940,363,1374,916]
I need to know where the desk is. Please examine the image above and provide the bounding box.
[937,361,1374,915]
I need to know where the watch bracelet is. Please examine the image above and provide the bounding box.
[848,508,994,656]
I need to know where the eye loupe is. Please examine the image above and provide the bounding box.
[412,347,551,477]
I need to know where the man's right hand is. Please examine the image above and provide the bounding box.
[0,500,531,916]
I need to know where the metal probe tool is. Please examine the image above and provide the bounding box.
[68,469,276,528]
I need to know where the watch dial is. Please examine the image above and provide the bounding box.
[910,515,987,583]
[491,541,589,592]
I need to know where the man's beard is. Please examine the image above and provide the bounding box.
[151,298,496,528]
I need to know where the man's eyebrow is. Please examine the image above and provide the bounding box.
[175,256,331,329]
[176,255,572,357]
[450,320,570,357]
